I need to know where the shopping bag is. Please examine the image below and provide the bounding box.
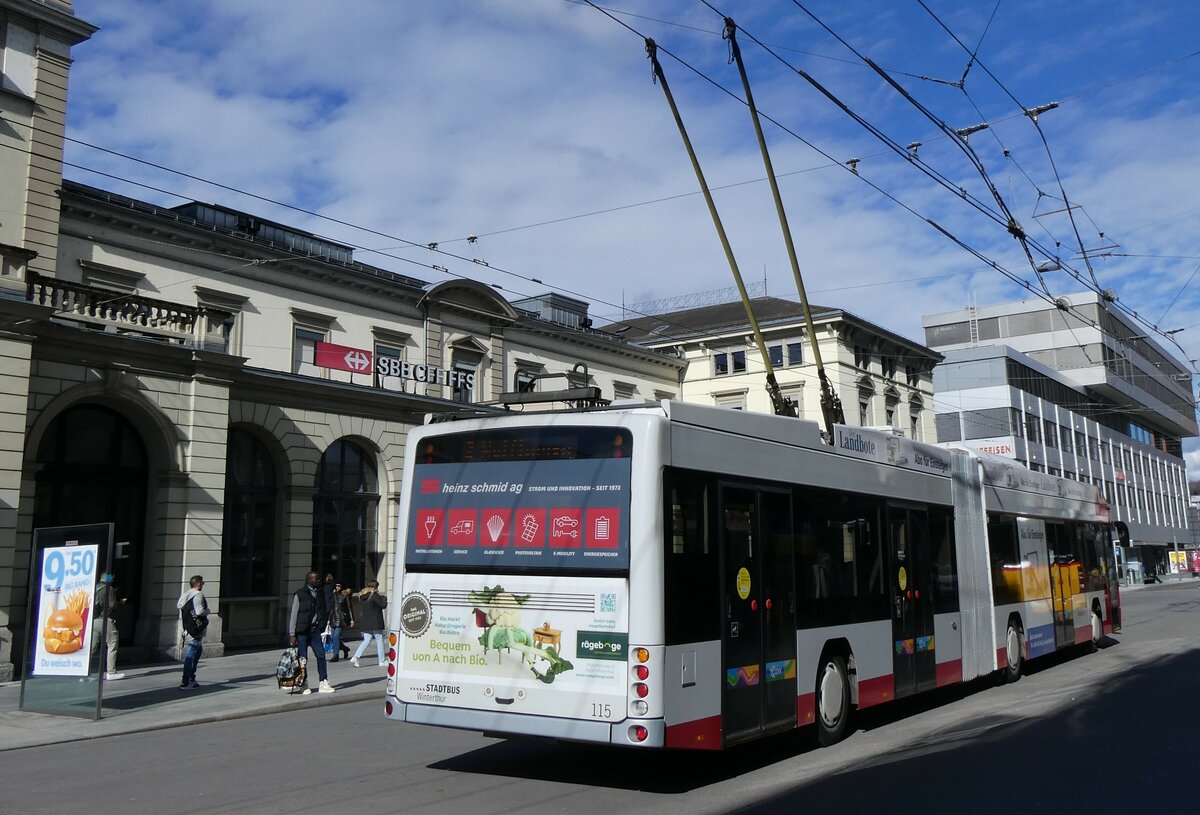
[322,624,334,655]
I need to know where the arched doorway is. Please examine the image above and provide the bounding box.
[33,404,148,645]
[312,439,380,588]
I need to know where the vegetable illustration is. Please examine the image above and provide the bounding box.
[468,584,574,683]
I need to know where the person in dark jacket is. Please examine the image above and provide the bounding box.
[328,582,353,661]
[288,570,335,694]
[350,580,388,667]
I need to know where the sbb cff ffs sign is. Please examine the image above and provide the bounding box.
[314,341,475,389]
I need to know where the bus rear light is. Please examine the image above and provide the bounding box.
[389,633,398,647]
[633,664,649,680]
[633,682,648,698]
[386,700,393,716]
[387,663,396,677]
[629,725,648,743]
[388,648,397,661]
[633,647,650,663]
[631,700,649,716]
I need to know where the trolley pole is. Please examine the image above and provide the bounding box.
[723,19,843,439]
[645,38,795,418]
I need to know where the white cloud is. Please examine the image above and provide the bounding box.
[60,0,1200,387]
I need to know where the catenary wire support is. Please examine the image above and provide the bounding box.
[645,38,795,419]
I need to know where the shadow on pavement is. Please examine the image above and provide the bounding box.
[430,640,1189,804]
[729,647,1200,813]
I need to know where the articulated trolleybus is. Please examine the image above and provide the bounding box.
[384,401,1120,750]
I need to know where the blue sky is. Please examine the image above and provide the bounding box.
[66,0,1200,473]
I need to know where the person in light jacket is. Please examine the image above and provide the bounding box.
[350,580,387,667]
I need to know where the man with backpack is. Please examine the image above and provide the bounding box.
[288,570,335,694]
[177,575,210,690]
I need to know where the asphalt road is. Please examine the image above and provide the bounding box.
[3,583,1198,815]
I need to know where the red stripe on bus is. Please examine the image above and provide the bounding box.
[797,691,815,726]
[857,674,894,709]
[995,647,1006,668]
[665,715,722,750]
[936,659,963,687]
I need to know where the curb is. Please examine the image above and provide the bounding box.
[0,686,382,753]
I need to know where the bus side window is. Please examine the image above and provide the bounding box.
[987,518,1021,605]
[929,509,958,612]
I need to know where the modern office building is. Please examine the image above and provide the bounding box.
[0,0,685,679]
[922,292,1196,581]
[604,296,941,440]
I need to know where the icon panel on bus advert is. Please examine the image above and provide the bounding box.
[407,457,631,570]
[397,575,628,721]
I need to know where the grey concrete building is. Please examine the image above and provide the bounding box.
[923,292,1196,581]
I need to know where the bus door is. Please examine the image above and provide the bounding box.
[888,505,936,698]
[720,485,796,744]
[1046,523,1075,649]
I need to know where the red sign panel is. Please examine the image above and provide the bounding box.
[415,509,444,547]
[549,508,583,548]
[446,509,478,546]
[514,508,547,547]
[479,509,512,547]
[586,508,620,548]
[315,341,373,374]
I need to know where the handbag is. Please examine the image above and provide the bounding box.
[321,623,334,654]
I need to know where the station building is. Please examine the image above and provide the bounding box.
[0,0,684,678]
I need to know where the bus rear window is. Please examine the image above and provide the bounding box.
[406,427,633,572]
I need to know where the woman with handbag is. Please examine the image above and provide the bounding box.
[328,583,354,662]
[350,580,387,667]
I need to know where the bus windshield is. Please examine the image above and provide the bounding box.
[405,426,632,572]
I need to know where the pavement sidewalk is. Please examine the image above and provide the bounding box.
[0,645,388,752]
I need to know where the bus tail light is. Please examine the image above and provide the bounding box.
[631,700,648,716]
[633,647,650,663]
[389,632,398,647]
[633,682,648,698]
[629,725,648,743]
[387,663,396,677]
[633,664,649,680]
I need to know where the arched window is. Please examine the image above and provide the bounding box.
[312,439,380,587]
[221,428,278,597]
[34,404,148,644]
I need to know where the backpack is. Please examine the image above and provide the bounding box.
[181,600,208,639]
[276,647,307,692]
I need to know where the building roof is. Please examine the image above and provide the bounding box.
[601,296,838,344]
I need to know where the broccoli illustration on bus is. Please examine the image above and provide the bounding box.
[467,584,574,683]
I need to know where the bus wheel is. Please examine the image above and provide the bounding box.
[816,654,850,746]
[1087,607,1103,652]
[1001,621,1023,684]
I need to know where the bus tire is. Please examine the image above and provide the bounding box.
[1000,619,1023,684]
[1087,605,1103,653]
[815,653,851,746]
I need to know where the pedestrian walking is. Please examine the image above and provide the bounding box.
[93,573,125,680]
[177,575,210,690]
[329,582,354,662]
[289,570,335,694]
[350,579,387,667]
